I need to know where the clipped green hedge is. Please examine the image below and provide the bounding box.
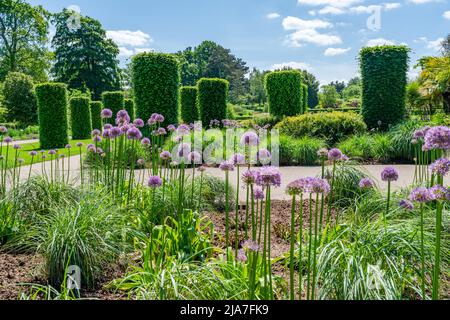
[102,91,125,118]
[265,70,303,117]
[70,96,92,139]
[360,45,409,130]
[302,84,308,114]
[90,101,103,130]
[198,78,229,126]
[132,53,180,125]
[275,111,367,145]
[180,86,199,124]
[124,99,135,120]
[35,83,69,149]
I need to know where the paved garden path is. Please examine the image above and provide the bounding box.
[13,156,449,201]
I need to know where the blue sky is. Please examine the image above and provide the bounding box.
[29,0,450,85]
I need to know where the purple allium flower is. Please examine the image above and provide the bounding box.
[219,160,235,172]
[147,117,156,126]
[188,151,202,163]
[3,137,13,144]
[151,113,164,123]
[178,143,191,157]
[17,158,25,164]
[13,144,21,150]
[160,150,171,160]
[141,137,151,146]
[242,240,259,252]
[101,108,113,119]
[59,154,66,159]
[177,124,190,136]
[209,119,221,128]
[41,155,47,159]
[148,175,163,188]
[126,127,143,140]
[102,129,112,139]
[92,129,101,136]
[137,158,145,166]
[409,187,432,203]
[76,142,84,148]
[286,179,306,195]
[429,158,450,177]
[317,148,329,159]
[29,151,38,156]
[155,127,167,136]
[104,124,113,130]
[120,124,130,133]
[0,126,7,133]
[93,135,102,143]
[257,149,272,164]
[381,167,399,182]
[133,118,145,128]
[236,249,247,263]
[399,199,414,210]
[413,129,425,139]
[424,126,450,150]
[110,126,121,138]
[328,148,343,161]
[429,185,447,201]
[65,144,72,149]
[254,187,265,200]
[256,166,281,187]
[240,131,260,146]
[311,178,331,195]
[167,124,176,132]
[116,110,130,125]
[232,153,246,166]
[96,147,104,154]
[48,149,57,155]
[359,178,375,189]
[242,170,258,185]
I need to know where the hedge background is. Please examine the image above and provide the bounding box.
[302,84,308,113]
[197,78,229,126]
[360,45,409,130]
[90,101,103,130]
[132,53,180,126]
[180,86,199,124]
[102,91,125,117]
[35,83,69,149]
[3,72,37,125]
[265,70,304,117]
[124,98,135,120]
[70,96,92,139]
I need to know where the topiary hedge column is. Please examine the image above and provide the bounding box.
[124,98,135,121]
[360,45,409,130]
[35,83,69,149]
[70,96,92,139]
[302,84,308,113]
[197,78,229,126]
[132,53,180,126]
[90,101,103,130]
[180,86,199,124]
[102,91,125,118]
[265,70,304,117]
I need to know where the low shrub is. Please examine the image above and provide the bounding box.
[276,111,367,145]
[280,135,326,166]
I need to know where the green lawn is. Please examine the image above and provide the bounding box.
[0,139,92,168]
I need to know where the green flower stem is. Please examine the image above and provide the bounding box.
[289,194,296,300]
[419,202,426,299]
[306,193,313,300]
[235,165,240,256]
[298,193,303,300]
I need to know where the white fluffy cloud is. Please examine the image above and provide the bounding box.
[270,61,311,71]
[297,0,362,8]
[106,30,152,47]
[318,6,346,15]
[366,38,396,46]
[416,37,444,51]
[266,12,281,19]
[317,2,400,15]
[384,3,402,10]
[118,47,134,57]
[324,47,351,56]
[444,11,450,20]
[282,16,341,47]
[407,0,438,4]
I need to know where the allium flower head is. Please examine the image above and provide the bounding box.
[167,124,176,132]
[116,110,130,124]
[126,127,143,140]
[93,135,102,143]
[240,131,260,146]
[102,129,112,139]
[151,113,164,123]
[155,127,167,136]
[137,158,145,166]
[317,148,329,159]
[0,126,7,133]
[359,178,375,189]
[65,144,72,149]
[429,185,447,201]
[4,137,13,143]
[232,153,245,166]
[29,151,38,156]
[103,124,113,130]
[424,126,450,150]
[141,137,151,146]
[92,129,101,136]
[17,158,25,164]
[242,170,258,185]
[110,126,121,138]
[381,167,399,182]
[160,150,171,160]
[257,148,272,164]
[429,158,450,177]
[237,249,247,263]
[328,148,343,161]
[242,240,259,252]
[399,199,414,210]
[76,142,84,147]
[177,124,190,136]
[101,108,113,119]
[311,178,331,194]
[48,149,57,155]
[409,187,432,203]
[256,166,281,187]
[148,175,163,188]
[254,187,265,200]
[132,118,144,128]
[219,160,235,172]
[286,179,306,195]
[13,144,21,150]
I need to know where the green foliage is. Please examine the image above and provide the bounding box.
[90,101,102,130]
[35,82,69,149]
[276,111,367,145]
[360,45,410,130]
[265,70,304,117]
[132,52,180,126]
[342,84,362,100]
[197,78,229,125]
[102,91,124,117]
[2,72,37,125]
[70,96,92,139]
[388,120,423,161]
[319,85,341,109]
[124,98,135,120]
[337,133,393,162]
[280,135,326,166]
[301,70,320,109]
[180,86,199,124]
[302,84,308,113]
[240,115,281,129]
[51,9,121,100]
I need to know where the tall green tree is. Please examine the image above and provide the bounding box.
[2,71,36,125]
[300,70,319,109]
[329,80,346,95]
[51,9,121,100]
[248,68,268,106]
[0,0,50,82]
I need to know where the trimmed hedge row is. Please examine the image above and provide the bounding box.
[302,84,308,113]
[35,83,69,149]
[360,45,409,130]
[180,86,199,124]
[198,78,229,126]
[102,91,125,117]
[70,96,92,139]
[265,70,304,117]
[90,101,103,130]
[124,99,135,120]
[132,53,180,126]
